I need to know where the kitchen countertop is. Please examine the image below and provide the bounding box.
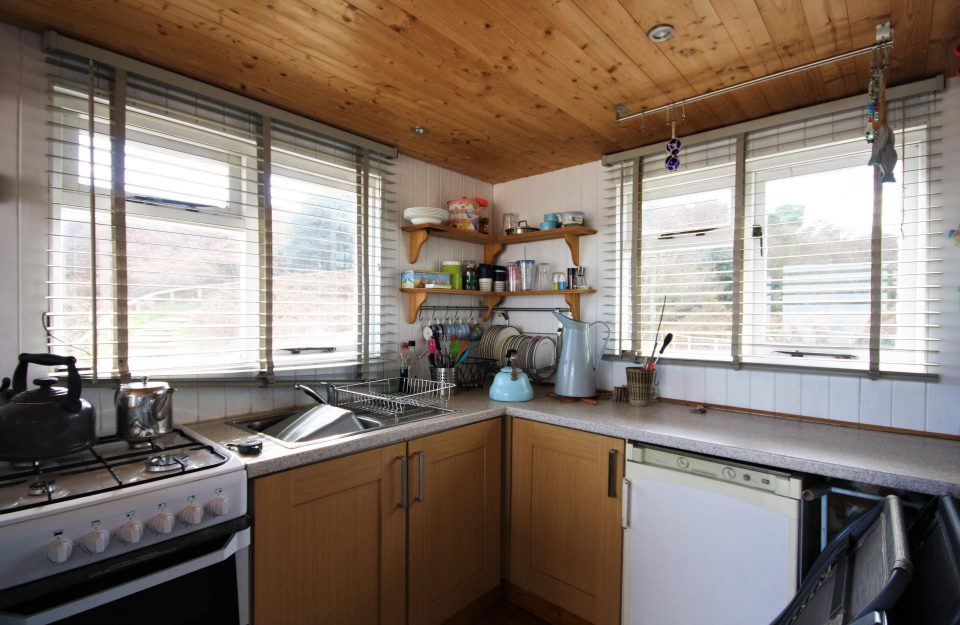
[185,391,960,495]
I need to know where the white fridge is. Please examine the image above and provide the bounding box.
[622,444,805,625]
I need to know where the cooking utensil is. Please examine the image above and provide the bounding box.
[505,220,540,235]
[115,376,177,444]
[651,333,673,369]
[646,296,667,368]
[0,353,96,462]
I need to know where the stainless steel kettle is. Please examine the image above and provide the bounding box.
[115,377,176,444]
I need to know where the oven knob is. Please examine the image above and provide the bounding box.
[117,521,144,545]
[149,512,176,535]
[82,528,110,554]
[46,537,74,564]
[207,496,230,517]
[722,467,737,480]
[179,504,204,526]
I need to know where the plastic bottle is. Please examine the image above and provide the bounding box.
[407,340,419,379]
[399,341,410,382]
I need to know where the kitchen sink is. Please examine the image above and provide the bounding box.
[232,409,383,449]
[231,401,458,449]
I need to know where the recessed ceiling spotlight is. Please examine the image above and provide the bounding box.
[647,24,675,43]
[411,126,428,135]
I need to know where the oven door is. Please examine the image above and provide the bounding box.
[0,517,250,625]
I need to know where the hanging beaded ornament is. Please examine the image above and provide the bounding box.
[865,46,887,144]
[665,120,682,171]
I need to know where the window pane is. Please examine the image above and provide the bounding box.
[744,163,874,366]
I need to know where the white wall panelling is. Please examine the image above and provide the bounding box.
[396,154,494,345]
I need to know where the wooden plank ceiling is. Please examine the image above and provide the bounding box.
[1,1,955,183]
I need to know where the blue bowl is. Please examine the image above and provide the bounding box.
[544,213,561,223]
[540,221,558,230]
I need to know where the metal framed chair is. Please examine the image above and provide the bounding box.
[892,495,960,625]
[769,495,912,625]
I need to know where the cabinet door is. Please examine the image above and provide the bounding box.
[510,418,624,625]
[408,419,502,625]
[253,443,406,625]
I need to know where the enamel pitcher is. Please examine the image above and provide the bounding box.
[553,312,610,398]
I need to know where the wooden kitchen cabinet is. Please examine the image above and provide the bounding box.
[509,418,624,625]
[407,418,502,625]
[252,419,501,625]
[252,443,407,625]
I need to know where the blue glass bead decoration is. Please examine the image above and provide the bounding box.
[665,155,681,171]
[666,137,682,154]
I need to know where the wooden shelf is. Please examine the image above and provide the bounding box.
[400,288,596,323]
[401,224,597,265]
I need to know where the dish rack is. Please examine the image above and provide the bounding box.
[333,377,456,417]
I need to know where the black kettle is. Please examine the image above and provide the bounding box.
[0,353,97,462]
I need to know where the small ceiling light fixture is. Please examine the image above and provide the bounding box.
[647,24,676,43]
[411,126,428,135]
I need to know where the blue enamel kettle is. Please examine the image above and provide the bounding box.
[553,312,610,398]
[488,350,534,402]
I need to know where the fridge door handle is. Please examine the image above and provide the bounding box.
[622,478,631,529]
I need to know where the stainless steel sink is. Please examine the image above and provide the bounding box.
[231,398,459,449]
[232,409,383,449]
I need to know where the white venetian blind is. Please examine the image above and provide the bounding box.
[603,139,737,360]
[269,120,397,376]
[743,93,941,373]
[47,55,120,377]
[45,51,397,380]
[600,158,638,356]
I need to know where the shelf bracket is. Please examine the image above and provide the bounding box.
[407,228,430,264]
[406,290,429,323]
[483,242,504,265]
[562,232,581,266]
[480,294,504,321]
[563,292,582,320]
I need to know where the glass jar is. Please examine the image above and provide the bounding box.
[440,260,463,290]
[463,261,479,290]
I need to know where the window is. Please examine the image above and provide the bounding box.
[46,54,397,381]
[604,90,941,376]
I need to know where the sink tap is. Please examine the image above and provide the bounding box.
[294,383,327,405]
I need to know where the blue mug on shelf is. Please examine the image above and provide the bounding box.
[544,212,561,223]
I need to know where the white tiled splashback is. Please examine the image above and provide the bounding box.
[598,363,958,435]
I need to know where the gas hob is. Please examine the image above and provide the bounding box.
[0,430,229,514]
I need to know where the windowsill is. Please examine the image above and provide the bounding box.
[600,354,939,383]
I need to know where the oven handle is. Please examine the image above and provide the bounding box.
[0,528,250,625]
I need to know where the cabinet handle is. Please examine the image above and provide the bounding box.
[400,456,409,509]
[608,449,618,498]
[416,451,426,502]
[621,478,631,528]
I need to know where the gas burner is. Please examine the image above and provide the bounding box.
[28,480,56,497]
[144,454,189,473]
[128,441,154,451]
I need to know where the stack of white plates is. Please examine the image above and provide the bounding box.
[403,206,448,225]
